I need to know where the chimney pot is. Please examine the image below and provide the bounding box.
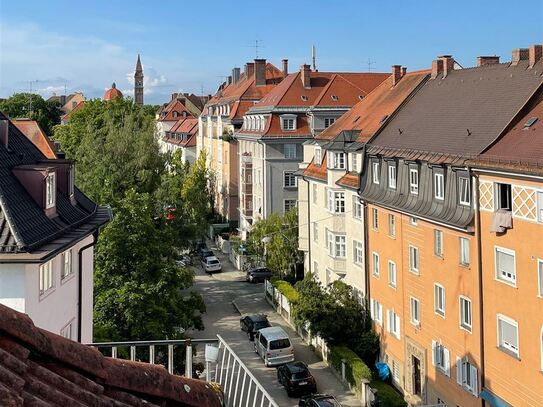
[477,56,500,67]
[254,59,266,86]
[392,65,402,86]
[439,55,454,77]
[0,120,8,149]
[511,48,529,65]
[232,67,241,84]
[529,44,543,68]
[227,75,232,86]
[431,59,444,79]
[301,64,311,89]
[172,92,178,101]
[401,67,407,76]
[282,59,289,78]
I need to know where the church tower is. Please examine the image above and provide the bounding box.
[134,54,144,106]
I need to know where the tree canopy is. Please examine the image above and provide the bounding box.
[0,93,62,135]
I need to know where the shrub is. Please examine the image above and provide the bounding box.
[273,280,299,303]
[370,380,407,407]
[329,346,372,392]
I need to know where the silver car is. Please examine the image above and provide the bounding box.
[202,256,222,273]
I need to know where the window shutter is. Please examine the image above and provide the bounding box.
[370,300,375,319]
[431,340,437,366]
[456,357,462,385]
[470,365,478,395]
[395,315,401,338]
[444,348,450,377]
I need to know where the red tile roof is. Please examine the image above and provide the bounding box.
[336,172,359,189]
[103,83,123,101]
[303,153,328,181]
[164,118,199,147]
[159,100,194,121]
[12,119,57,159]
[61,101,86,123]
[0,303,223,407]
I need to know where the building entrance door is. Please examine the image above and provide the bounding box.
[412,355,421,397]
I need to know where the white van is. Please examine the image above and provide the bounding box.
[254,326,294,367]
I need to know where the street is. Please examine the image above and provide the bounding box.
[187,240,361,407]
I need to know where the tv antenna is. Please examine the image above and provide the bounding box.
[245,40,264,59]
[366,58,375,72]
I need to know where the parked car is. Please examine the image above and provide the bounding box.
[277,361,317,397]
[299,394,342,407]
[194,241,207,255]
[200,249,214,260]
[201,256,222,273]
[240,314,271,340]
[245,267,272,283]
[254,326,294,367]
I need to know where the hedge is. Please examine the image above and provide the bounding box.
[370,380,407,407]
[273,280,299,303]
[329,345,372,392]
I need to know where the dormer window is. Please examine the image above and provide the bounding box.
[314,147,322,165]
[173,111,179,118]
[328,152,345,169]
[280,115,297,131]
[45,172,56,209]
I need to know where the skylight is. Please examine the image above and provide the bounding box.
[301,95,308,101]
[331,95,338,101]
[358,95,365,101]
[523,117,538,129]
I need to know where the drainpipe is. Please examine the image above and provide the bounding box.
[473,169,485,406]
[78,234,97,343]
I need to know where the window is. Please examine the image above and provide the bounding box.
[434,229,443,257]
[329,152,346,169]
[313,222,318,242]
[61,249,73,280]
[284,199,296,212]
[410,297,421,326]
[351,153,359,172]
[459,296,472,332]
[45,172,56,209]
[409,245,419,273]
[284,171,297,187]
[460,238,470,266]
[313,261,318,275]
[410,217,418,226]
[328,190,345,213]
[61,321,73,340]
[459,177,470,205]
[434,284,445,317]
[388,214,396,237]
[388,261,397,288]
[434,173,444,200]
[456,358,478,396]
[538,259,543,297]
[497,314,519,357]
[39,260,54,295]
[372,208,379,230]
[281,116,296,131]
[388,163,397,189]
[495,183,512,210]
[495,247,516,285]
[392,360,400,383]
[370,299,383,326]
[352,197,362,220]
[334,235,346,258]
[312,183,317,204]
[353,241,363,265]
[372,162,380,184]
[409,168,419,195]
[314,147,322,165]
[387,309,401,339]
[284,144,296,159]
[324,118,336,128]
[372,252,380,278]
[432,341,450,376]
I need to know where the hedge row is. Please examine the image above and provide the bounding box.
[273,280,299,303]
[370,380,407,407]
[329,345,372,392]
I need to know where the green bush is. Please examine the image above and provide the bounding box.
[370,380,407,407]
[273,280,299,303]
[329,346,372,392]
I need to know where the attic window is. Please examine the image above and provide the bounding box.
[358,95,365,101]
[523,117,538,129]
[301,95,308,101]
[331,95,338,101]
[45,172,56,209]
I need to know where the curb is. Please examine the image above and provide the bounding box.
[231,300,242,315]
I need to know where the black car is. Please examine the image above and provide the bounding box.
[200,249,214,260]
[298,394,342,407]
[240,314,271,340]
[246,267,272,283]
[277,361,317,397]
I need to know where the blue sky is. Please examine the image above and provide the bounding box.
[1,0,542,104]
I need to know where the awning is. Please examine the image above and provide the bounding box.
[480,389,512,407]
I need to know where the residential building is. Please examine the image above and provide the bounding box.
[298,65,426,298]
[0,113,111,343]
[60,100,85,124]
[237,63,388,233]
[160,117,198,163]
[198,59,284,226]
[48,92,85,114]
[156,94,198,158]
[12,118,58,158]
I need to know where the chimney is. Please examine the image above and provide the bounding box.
[511,48,529,65]
[477,56,500,67]
[254,59,266,86]
[282,59,289,78]
[392,65,402,86]
[232,67,240,84]
[401,67,407,77]
[301,64,311,89]
[0,120,8,149]
[171,92,178,101]
[439,55,454,77]
[529,44,543,68]
[245,62,255,79]
[226,75,232,86]
[431,59,444,79]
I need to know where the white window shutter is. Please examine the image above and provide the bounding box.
[431,341,437,366]
[378,305,383,323]
[444,348,450,377]
[370,300,375,319]
[456,357,462,385]
[395,315,401,338]
[470,365,478,396]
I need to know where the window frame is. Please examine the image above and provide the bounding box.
[410,296,421,326]
[284,144,297,159]
[280,115,297,131]
[459,237,470,266]
[388,163,397,190]
[409,245,419,274]
[388,260,397,289]
[39,260,54,296]
[330,152,346,169]
[352,197,362,220]
[283,170,297,188]
[388,214,396,238]
[434,283,445,317]
[372,208,379,230]
[459,177,470,206]
[334,235,346,258]
[312,183,317,204]
[283,199,296,213]
[459,295,472,333]
[61,249,73,281]
[495,182,512,211]
[497,314,519,357]
[434,172,444,200]
[353,240,363,266]
[314,147,322,165]
[324,117,336,128]
[409,168,419,195]
[372,161,380,184]
[45,172,56,209]
[372,252,380,278]
[538,259,543,297]
[434,229,443,257]
[495,246,516,287]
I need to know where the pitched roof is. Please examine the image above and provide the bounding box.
[0,113,111,257]
[316,70,430,142]
[336,172,359,189]
[0,303,223,407]
[159,100,193,122]
[61,101,86,123]
[303,153,328,182]
[12,119,57,159]
[163,118,199,148]
[170,118,198,135]
[369,60,543,156]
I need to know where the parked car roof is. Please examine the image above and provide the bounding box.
[258,326,289,340]
[284,361,308,373]
[247,314,268,323]
[301,394,342,407]
[205,256,219,262]
[249,267,270,273]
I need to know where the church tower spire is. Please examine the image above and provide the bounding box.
[134,54,144,106]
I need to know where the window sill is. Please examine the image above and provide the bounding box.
[409,269,420,276]
[388,284,397,290]
[39,288,56,302]
[434,311,446,319]
[497,346,520,360]
[459,325,472,334]
[372,274,380,280]
[388,234,396,240]
[495,277,517,288]
[434,254,444,260]
[61,273,76,286]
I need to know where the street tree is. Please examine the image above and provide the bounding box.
[0,92,62,135]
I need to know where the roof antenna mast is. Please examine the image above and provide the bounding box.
[312,45,317,71]
[367,58,375,72]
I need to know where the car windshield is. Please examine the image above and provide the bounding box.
[292,370,310,380]
[269,338,290,350]
[208,260,219,265]
[315,399,341,407]
[253,321,270,330]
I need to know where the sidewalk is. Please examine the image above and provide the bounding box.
[232,291,362,407]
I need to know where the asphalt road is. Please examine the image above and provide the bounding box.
[186,241,361,407]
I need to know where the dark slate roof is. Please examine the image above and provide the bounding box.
[0,112,111,257]
[0,303,224,407]
[370,60,543,155]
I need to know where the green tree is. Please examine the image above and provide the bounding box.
[0,92,62,135]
